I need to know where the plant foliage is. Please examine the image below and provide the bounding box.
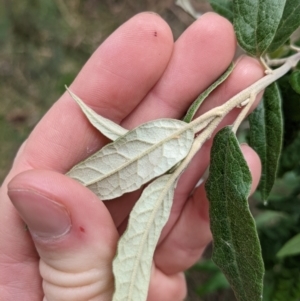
[206,127,264,301]
[64,1,300,300]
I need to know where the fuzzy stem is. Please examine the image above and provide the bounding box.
[190,51,300,133]
[232,93,256,134]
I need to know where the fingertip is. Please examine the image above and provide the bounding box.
[192,12,236,64]
[174,11,236,71]
[234,55,265,81]
[240,144,262,194]
[199,12,236,43]
[70,10,174,119]
[131,11,174,44]
[198,54,264,116]
[8,170,118,249]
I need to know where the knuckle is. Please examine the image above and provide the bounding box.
[40,260,114,301]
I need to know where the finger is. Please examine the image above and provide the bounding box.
[152,56,264,243]
[154,145,261,275]
[8,170,118,301]
[176,56,264,200]
[17,12,173,173]
[110,56,264,229]
[122,12,236,128]
[106,12,236,226]
[0,13,173,298]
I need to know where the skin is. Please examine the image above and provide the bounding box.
[0,12,263,301]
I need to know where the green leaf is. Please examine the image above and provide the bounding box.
[233,0,286,56]
[183,63,234,123]
[267,0,300,53]
[112,174,177,301]
[66,87,127,141]
[277,233,300,258]
[209,0,233,22]
[67,119,194,200]
[248,83,283,201]
[206,126,264,301]
[289,70,300,94]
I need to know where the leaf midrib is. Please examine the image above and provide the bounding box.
[261,102,268,193]
[221,136,247,298]
[127,176,174,300]
[83,122,194,187]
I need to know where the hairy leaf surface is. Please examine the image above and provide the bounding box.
[233,0,286,56]
[67,87,127,141]
[248,83,283,201]
[206,126,264,301]
[112,174,176,301]
[183,63,234,123]
[267,0,300,53]
[209,0,233,22]
[67,119,194,200]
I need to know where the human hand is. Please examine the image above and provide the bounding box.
[0,12,263,301]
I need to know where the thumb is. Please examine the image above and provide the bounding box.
[8,170,118,301]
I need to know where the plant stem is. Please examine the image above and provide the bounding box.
[175,116,223,177]
[190,51,300,132]
[232,93,256,134]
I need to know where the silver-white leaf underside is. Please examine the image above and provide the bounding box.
[112,174,176,301]
[66,87,128,141]
[67,119,194,200]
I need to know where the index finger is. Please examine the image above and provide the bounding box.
[15,13,173,173]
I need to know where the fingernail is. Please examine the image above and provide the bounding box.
[8,189,71,239]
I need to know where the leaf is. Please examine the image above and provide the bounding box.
[66,87,128,141]
[67,119,194,200]
[111,121,206,300]
[277,233,300,258]
[112,174,177,301]
[267,0,300,53]
[183,63,234,123]
[289,70,300,94]
[233,0,286,56]
[209,0,233,22]
[248,83,283,201]
[205,126,264,301]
